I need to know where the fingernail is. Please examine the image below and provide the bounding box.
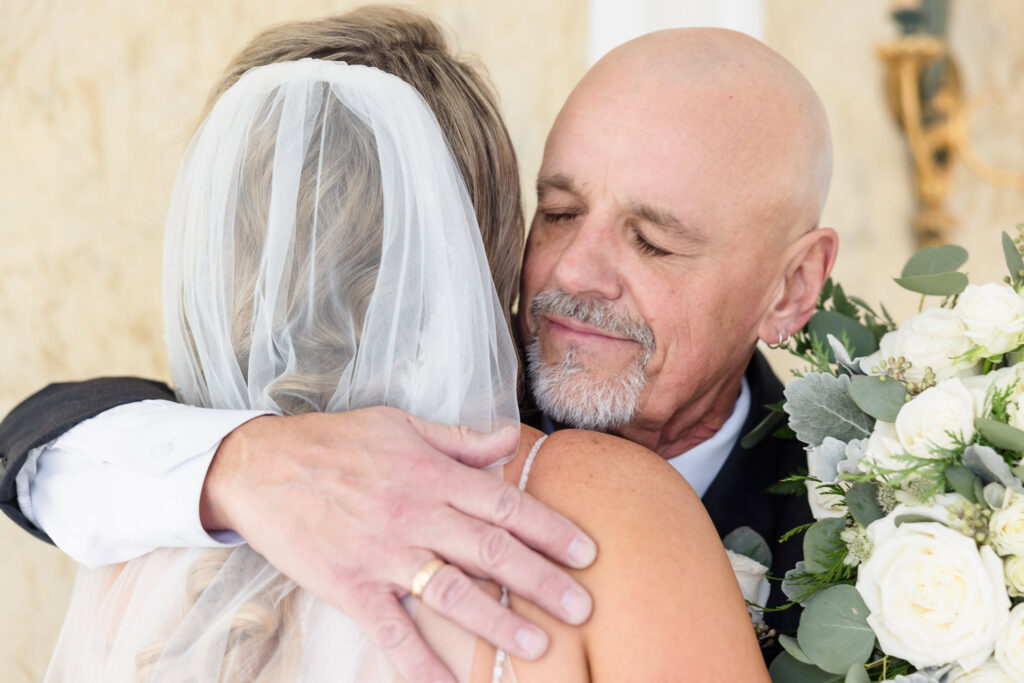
[561,587,592,624]
[514,625,548,659]
[567,536,597,568]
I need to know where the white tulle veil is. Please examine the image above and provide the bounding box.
[46,59,520,682]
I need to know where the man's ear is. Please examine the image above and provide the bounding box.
[757,227,838,344]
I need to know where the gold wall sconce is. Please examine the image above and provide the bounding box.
[879,0,1024,246]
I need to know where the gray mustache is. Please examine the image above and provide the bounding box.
[528,289,656,361]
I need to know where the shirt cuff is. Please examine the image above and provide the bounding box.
[25,400,267,566]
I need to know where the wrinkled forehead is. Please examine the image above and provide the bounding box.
[540,77,816,243]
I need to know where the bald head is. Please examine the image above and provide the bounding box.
[520,28,839,450]
[556,28,832,240]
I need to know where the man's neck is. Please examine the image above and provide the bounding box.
[613,369,748,460]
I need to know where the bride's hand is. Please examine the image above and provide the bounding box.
[199,407,596,683]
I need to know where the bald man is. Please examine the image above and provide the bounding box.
[1,28,835,682]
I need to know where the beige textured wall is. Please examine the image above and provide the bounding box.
[0,1,587,678]
[761,0,1024,377]
[2,1,1023,680]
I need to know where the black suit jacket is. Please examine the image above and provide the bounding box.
[0,352,810,631]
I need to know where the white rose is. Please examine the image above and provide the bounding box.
[990,488,1024,557]
[894,378,976,458]
[862,420,909,479]
[1003,556,1024,597]
[725,549,770,623]
[995,603,1024,679]
[977,365,1024,431]
[947,658,1017,682]
[956,283,1024,356]
[859,308,979,383]
[805,439,848,520]
[857,511,1010,670]
[804,478,846,520]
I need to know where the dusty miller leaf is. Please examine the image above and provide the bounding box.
[784,373,874,447]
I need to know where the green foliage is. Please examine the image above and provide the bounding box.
[848,375,907,423]
[784,374,874,447]
[945,464,981,503]
[769,652,846,682]
[845,482,884,528]
[901,244,969,276]
[723,526,772,567]
[797,585,874,675]
[788,278,894,377]
[808,311,878,362]
[740,407,787,449]
[893,244,969,296]
[804,518,848,574]
[1004,230,1024,288]
[768,472,812,496]
[976,418,1024,457]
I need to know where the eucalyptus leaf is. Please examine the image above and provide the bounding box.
[977,417,1024,453]
[845,481,883,527]
[894,513,941,526]
[803,517,846,574]
[944,464,980,503]
[848,375,907,422]
[893,272,969,296]
[723,526,772,568]
[808,311,877,361]
[769,652,845,683]
[984,482,1007,509]
[784,373,874,447]
[901,244,968,277]
[962,444,1024,493]
[1004,231,1024,286]
[975,478,988,509]
[797,585,874,674]
[846,664,870,683]
[779,634,814,665]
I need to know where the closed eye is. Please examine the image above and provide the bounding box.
[541,211,580,225]
[632,230,671,257]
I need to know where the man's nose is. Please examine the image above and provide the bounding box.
[549,215,623,301]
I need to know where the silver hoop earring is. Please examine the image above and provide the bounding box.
[766,329,790,350]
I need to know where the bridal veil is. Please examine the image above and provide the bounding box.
[47,59,519,681]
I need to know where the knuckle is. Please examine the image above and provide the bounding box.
[478,527,514,570]
[492,486,523,525]
[431,567,473,613]
[374,613,414,650]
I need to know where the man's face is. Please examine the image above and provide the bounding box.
[519,78,792,443]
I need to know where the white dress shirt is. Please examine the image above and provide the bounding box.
[18,380,750,566]
[16,400,267,567]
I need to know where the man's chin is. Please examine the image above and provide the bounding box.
[525,338,645,432]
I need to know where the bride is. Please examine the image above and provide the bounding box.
[45,11,767,682]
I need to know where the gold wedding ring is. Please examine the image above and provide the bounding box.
[410,558,446,598]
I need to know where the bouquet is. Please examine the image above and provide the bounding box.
[768,229,1024,682]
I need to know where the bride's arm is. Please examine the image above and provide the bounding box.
[509,429,769,682]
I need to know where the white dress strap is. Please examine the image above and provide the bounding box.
[491,434,548,683]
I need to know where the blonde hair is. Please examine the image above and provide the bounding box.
[145,8,526,681]
[207,5,524,328]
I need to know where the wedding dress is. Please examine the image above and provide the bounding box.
[44,58,523,682]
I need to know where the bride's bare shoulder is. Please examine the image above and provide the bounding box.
[511,426,704,518]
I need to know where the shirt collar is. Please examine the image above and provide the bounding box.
[537,377,751,498]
